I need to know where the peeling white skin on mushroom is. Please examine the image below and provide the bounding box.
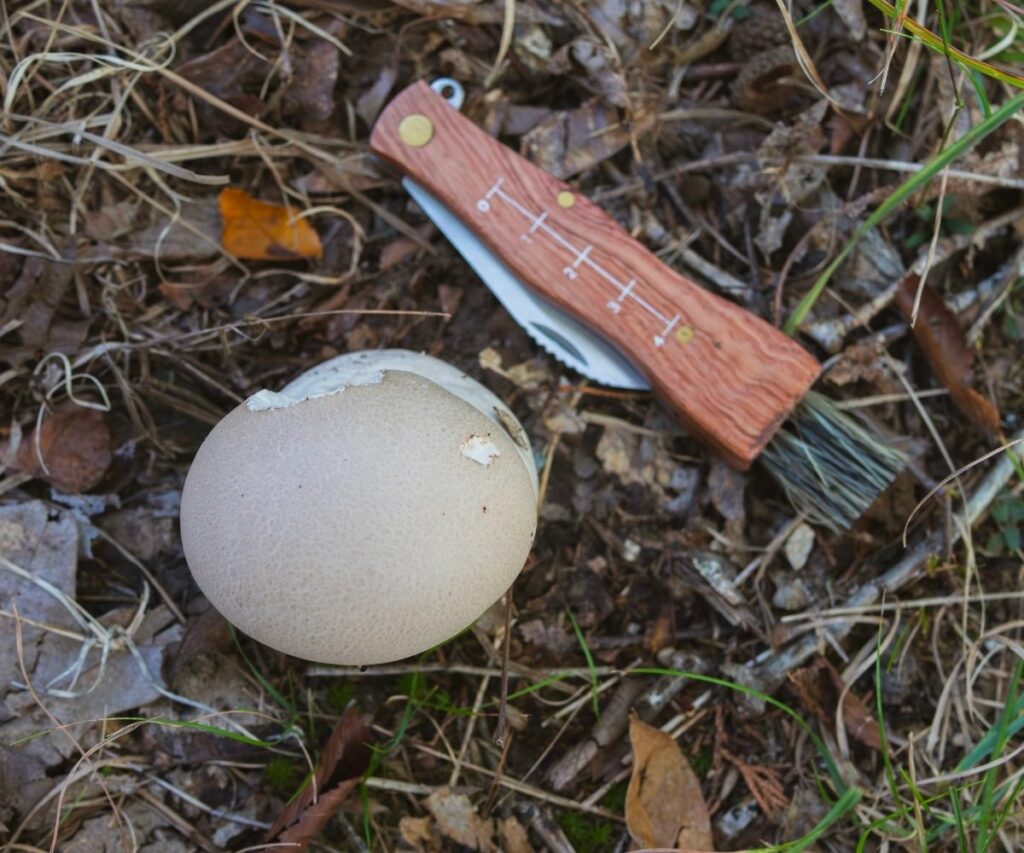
[245,367,386,412]
[274,349,537,495]
[245,387,342,411]
[461,435,500,466]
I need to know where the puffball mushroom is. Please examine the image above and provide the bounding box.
[180,350,537,665]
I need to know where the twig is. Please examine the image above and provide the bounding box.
[752,429,1024,689]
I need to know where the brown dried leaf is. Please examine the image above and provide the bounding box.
[0,257,76,367]
[113,198,222,261]
[522,100,654,179]
[565,37,628,107]
[284,38,342,123]
[424,786,496,852]
[788,657,882,750]
[276,778,361,850]
[894,274,1001,436]
[13,404,111,493]
[500,816,534,853]
[399,815,436,850]
[176,37,270,133]
[84,200,138,241]
[626,715,714,850]
[266,709,373,846]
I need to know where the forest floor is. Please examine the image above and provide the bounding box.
[1,0,1023,850]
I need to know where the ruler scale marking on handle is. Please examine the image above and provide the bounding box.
[479,177,679,342]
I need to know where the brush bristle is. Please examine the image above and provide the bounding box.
[760,392,906,532]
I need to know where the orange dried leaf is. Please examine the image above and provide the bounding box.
[219,187,322,261]
[626,714,714,851]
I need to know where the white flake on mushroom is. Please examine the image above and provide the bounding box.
[460,435,500,466]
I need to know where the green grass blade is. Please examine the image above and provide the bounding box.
[627,666,848,794]
[778,787,863,852]
[949,785,969,852]
[109,715,279,747]
[568,608,601,718]
[954,692,1024,772]
[784,91,1024,335]
[976,657,1024,850]
[864,0,1024,89]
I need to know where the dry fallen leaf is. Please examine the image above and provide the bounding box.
[219,187,323,261]
[424,786,496,852]
[265,709,373,849]
[0,501,182,772]
[500,816,534,853]
[12,404,111,493]
[0,257,87,369]
[788,657,882,751]
[522,100,655,179]
[398,815,436,850]
[626,714,714,851]
[895,273,1001,436]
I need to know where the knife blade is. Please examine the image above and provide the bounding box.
[404,177,650,390]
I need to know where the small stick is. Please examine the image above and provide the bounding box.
[494,590,514,748]
[752,429,1024,690]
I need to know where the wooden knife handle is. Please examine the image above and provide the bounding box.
[370,81,821,469]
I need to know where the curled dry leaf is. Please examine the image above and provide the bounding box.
[732,45,805,116]
[219,188,323,261]
[12,404,111,493]
[894,274,1001,436]
[265,709,373,849]
[626,714,714,851]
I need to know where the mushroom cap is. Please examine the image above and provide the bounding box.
[180,367,537,665]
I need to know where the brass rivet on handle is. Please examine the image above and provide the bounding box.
[398,114,434,147]
[556,191,575,208]
[676,325,695,345]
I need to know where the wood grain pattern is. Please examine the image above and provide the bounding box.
[370,81,822,469]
